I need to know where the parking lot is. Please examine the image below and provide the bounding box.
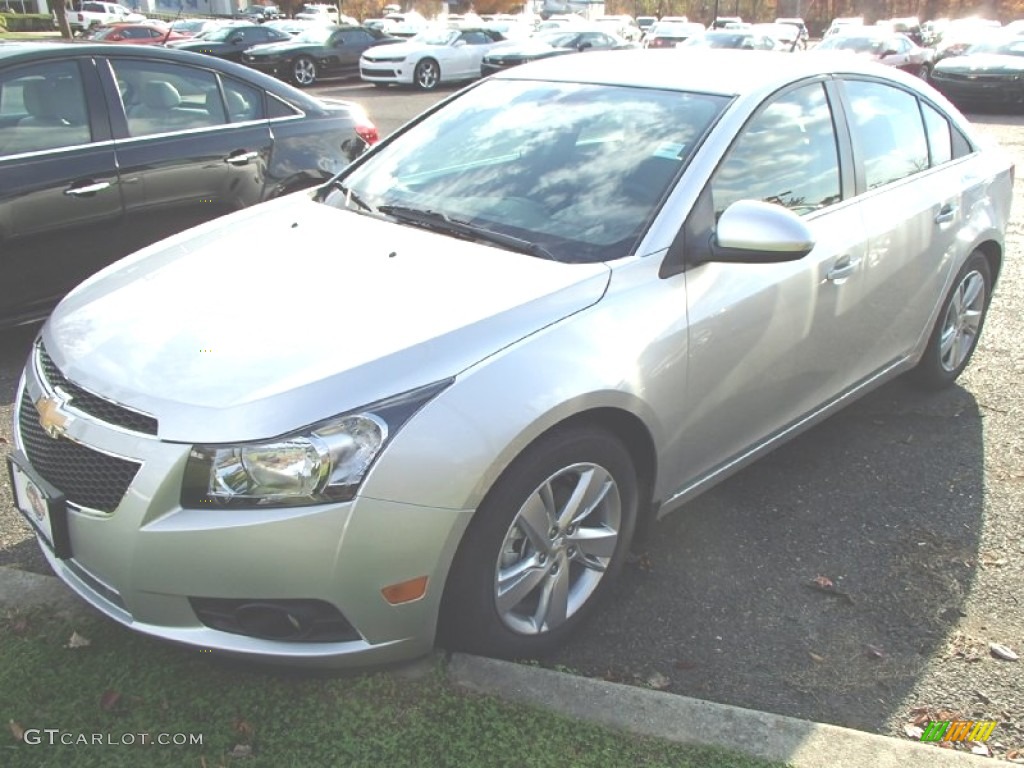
[1,82,1022,758]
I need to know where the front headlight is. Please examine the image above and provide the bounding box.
[181,380,451,508]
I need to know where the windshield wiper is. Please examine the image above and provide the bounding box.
[377,205,557,261]
[319,179,376,214]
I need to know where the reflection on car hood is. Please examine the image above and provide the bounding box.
[44,194,610,442]
[244,40,318,56]
[486,41,567,57]
[362,40,448,58]
[936,53,1024,75]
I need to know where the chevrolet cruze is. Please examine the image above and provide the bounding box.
[8,51,1013,667]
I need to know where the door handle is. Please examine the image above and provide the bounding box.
[826,256,860,282]
[64,181,112,197]
[934,203,958,224]
[224,150,260,166]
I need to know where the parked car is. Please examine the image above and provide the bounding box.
[774,16,809,47]
[360,26,506,90]
[165,22,292,62]
[750,23,805,51]
[481,27,633,76]
[930,35,1024,110]
[243,24,401,87]
[8,50,1011,668]
[168,18,232,39]
[643,20,705,48]
[235,5,282,23]
[0,42,377,328]
[86,22,188,45]
[678,30,779,50]
[293,4,341,24]
[811,29,933,78]
[68,1,144,35]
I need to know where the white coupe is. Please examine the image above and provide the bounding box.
[359,26,507,90]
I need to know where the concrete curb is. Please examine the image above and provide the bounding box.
[448,653,994,768]
[0,566,995,767]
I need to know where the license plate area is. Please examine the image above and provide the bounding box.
[7,452,72,559]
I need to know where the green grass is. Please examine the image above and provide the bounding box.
[0,609,788,768]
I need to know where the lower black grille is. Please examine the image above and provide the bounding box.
[17,392,141,514]
[37,345,158,436]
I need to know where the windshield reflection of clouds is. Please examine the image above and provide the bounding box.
[335,80,726,263]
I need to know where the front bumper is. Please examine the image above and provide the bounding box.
[931,73,1024,107]
[359,63,412,85]
[12,341,472,667]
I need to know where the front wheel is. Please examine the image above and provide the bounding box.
[910,251,992,389]
[439,426,638,659]
[413,58,440,90]
[291,56,317,87]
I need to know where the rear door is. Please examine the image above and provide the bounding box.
[100,54,273,254]
[0,56,123,325]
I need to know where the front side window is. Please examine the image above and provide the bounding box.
[844,79,928,189]
[711,81,840,217]
[327,79,727,263]
[0,61,90,156]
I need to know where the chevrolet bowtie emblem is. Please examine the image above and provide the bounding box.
[35,395,69,439]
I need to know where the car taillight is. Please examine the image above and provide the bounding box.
[354,115,379,145]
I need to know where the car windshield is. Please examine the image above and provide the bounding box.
[967,37,1024,56]
[204,25,245,41]
[817,34,886,53]
[683,32,747,47]
[411,27,460,45]
[293,26,336,44]
[537,30,582,47]
[323,79,727,263]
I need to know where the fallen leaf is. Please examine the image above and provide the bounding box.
[809,652,825,663]
[812,575,834,589]
[8,720,25,742]
[1007,749,1021,759]
[99,689,121,712]
[990,642,1019,661]
[865,644,885,660]
[65,631,91,649]
[904,724,923,739]
[233,718,254,738]
[228,744,252,759]
[646,672,670,690]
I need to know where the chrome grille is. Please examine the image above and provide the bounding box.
[38,345,158,436]
[17,391,141,514]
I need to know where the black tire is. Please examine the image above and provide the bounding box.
[910,251,992,390]
[413,58,440,91]
[291,56,317,88]
[439,426,637,659]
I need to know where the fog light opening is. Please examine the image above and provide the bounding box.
[381,576,429,605]
[234,603,311,640]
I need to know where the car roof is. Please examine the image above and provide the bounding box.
[493,48,917,96]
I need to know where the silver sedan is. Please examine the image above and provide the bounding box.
[8,50,1013,666]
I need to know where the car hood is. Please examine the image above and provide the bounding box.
[44,194,610,443]
[244,40,319,56]
[486,41,564,57]
[936,53,1024,75]
[362,40,448,58]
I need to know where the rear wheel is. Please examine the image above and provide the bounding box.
[291,56,317,87]
[413,58,440,91]
[440,426,637,659]
[910,251,992,389]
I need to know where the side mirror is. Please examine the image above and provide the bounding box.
[229,33,244,44]
[709,200,814,263]
[453,39,466,47]
[578,41,592,50]
[882,48,898,56]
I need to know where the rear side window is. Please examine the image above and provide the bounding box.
[0,61,90,156]
[111,59,226,137]
[844,79,928,190]
[921,101,952,165]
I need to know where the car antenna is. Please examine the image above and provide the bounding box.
[161,1,185,47]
